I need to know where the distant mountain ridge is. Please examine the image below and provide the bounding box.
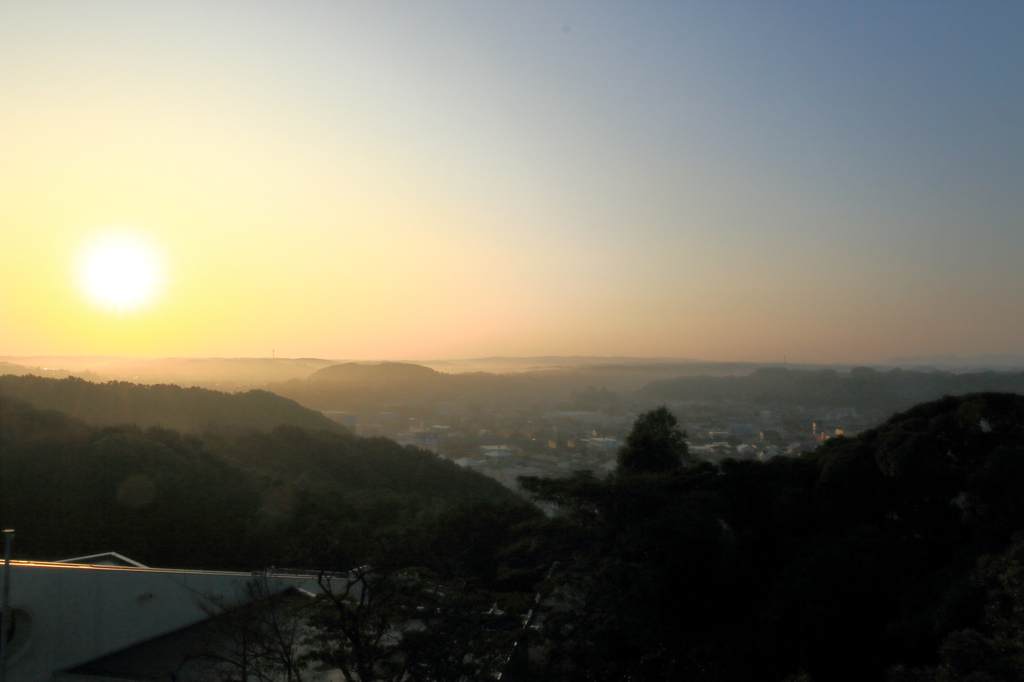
[0,374,343,433]
[886,354,1024,368]
[308,362,439,383]
[0,356,338,386]
[640,366,1024,410]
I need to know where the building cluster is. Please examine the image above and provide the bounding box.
[681,404,884,463]
[321,397,887,499]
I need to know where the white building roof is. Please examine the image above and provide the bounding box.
[2,560,324,682]
[55,552,149,568]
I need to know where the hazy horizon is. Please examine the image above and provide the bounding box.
[6,352,1024,375]
[2,2,1021,363]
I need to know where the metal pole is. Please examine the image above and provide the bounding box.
[0,529,14,682]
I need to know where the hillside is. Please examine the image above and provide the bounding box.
[0,361,29,375]
[271,363,594,412]
[0,374,343,433]
[0,396,524,570]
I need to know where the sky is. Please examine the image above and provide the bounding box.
[1,1,1022,363]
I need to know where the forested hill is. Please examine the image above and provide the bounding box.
[513,392,1024,681]
[0,396,524,570]
[0,374,342,433]
[639,366,1024,410]
[308,361,439,382]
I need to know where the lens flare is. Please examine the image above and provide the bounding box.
[76,233,164,312]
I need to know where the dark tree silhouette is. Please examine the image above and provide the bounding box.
[617,406,692,475]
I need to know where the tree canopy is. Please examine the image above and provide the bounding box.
[513,393,1024,681]
[0,396,525,570]
[616,405,692,475]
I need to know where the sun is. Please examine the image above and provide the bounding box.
[76,233,164,312]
